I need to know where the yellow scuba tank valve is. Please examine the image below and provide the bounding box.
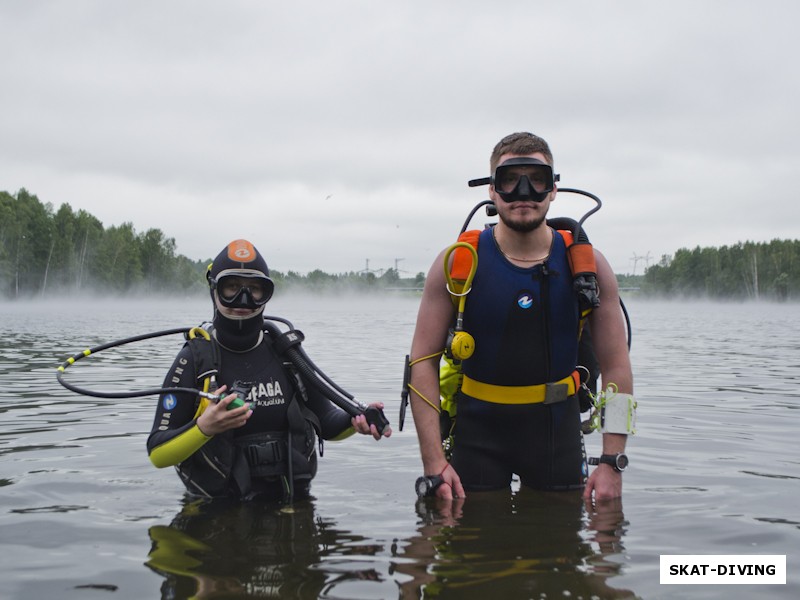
[443,242,478,361]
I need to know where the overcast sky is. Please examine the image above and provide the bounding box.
[3,1,798,277]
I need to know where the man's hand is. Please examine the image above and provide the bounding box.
[582,463,622,501]
[434,462,466,500]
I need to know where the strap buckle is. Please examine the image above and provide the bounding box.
[246,441,282,466]
[543,382,569,404]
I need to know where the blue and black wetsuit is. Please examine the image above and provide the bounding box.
[451,227,587,491]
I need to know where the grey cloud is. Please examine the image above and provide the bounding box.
[2,0,799,275]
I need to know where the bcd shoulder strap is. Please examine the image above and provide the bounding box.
[185,325,221,384]
[449,223,598,314]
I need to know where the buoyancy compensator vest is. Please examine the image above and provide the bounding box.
[437,216,600,445]
[175,324,322,502]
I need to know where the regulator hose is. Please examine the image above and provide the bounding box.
[261,318,390,435]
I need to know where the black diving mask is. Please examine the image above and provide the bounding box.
[209,271,275,309]
[468,157,559,203]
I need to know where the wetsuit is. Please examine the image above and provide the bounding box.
[147,328,354,501]
[451,227,587,491]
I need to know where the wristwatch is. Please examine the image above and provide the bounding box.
[589,453,629,473]
[415,474,444,497]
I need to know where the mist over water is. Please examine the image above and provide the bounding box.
[1,295,798,599]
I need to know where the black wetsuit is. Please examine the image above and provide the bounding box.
[147,328,353,501]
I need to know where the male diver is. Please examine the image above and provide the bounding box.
[408,132,633,501]
[147,239,390,501]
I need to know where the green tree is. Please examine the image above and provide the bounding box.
[91,223,144,291]
[139,228,176,292]
[642,239,800,300]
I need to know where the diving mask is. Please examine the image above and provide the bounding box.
[209,270,274,309]
[469,157,559,203]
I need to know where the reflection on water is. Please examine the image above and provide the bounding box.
[146,498,386,599]
[398,491,632,599]
[1,296,799,599]
[145,490,631,600]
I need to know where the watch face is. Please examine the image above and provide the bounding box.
[415,477,430,497]
[615,454,629,470]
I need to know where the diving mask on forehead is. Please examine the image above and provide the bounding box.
[468,157,559,203]
[208,270,275,309]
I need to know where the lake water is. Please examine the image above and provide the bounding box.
[0,294,798,599]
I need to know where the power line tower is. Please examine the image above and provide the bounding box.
[630,252,653,275]
[630,253,641,276]
[359,259,373,275]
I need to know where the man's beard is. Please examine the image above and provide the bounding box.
[499,210,546,233]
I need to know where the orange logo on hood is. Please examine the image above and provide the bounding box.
[227,239,257,263]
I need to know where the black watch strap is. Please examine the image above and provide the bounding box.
[589,453,628,472]
[415,474,444,497]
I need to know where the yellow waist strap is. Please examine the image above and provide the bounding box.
[461,372,578,405]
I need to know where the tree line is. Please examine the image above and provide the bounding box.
[641,240,799,300]
[1,189,208,298]
[3,189,797,301]
[0,189,424,299]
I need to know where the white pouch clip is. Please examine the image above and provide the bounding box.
[591,385,636,434]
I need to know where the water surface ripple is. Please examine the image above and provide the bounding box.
[1,296,798,599]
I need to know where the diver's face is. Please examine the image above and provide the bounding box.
[490,152,556,232]
[214,296,265,320]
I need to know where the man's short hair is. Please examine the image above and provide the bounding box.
[490,132,554,172]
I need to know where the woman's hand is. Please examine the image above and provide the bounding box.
[196,385,252,436]
[351,402,392,440]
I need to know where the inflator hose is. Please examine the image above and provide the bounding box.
[56,327,222,400]
[261,320,390,435]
